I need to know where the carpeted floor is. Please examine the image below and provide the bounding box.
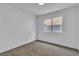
[0,40,79,56]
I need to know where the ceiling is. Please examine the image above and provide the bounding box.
[9,3,77,15]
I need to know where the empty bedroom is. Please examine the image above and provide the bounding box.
[0,3,79,56]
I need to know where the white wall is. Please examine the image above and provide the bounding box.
[0,4,36,53]
[77,6,79,50]
[37,6,78,49]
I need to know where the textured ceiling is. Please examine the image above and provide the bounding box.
[9,3,77,15]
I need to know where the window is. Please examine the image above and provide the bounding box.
[43,16,62,33]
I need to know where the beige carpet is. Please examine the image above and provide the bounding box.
[0,40,79,56]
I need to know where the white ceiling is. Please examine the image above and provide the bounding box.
[9,3,77,15]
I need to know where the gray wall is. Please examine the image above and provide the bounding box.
[37,6,78,49]
[0,4,36,53]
